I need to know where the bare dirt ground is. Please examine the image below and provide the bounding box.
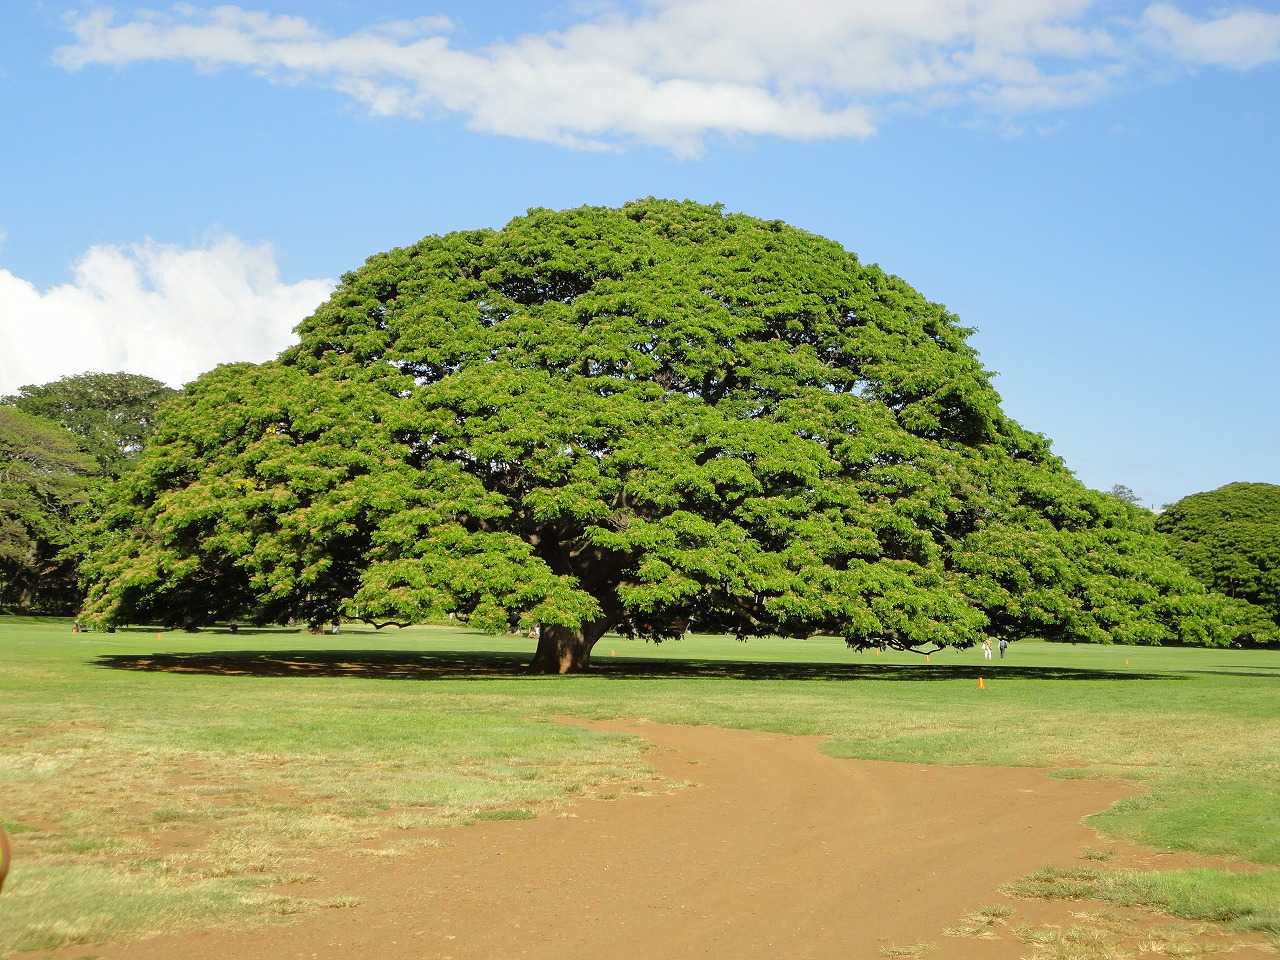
[18,721,1273,960]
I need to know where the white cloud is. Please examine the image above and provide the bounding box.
[45,2,1126,154]
[0,237,333,394]
[49,3,1280,154]
[1142,4,1280,69]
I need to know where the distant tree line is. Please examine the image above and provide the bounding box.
[0,373,176,613]
[1157,483,1280,637]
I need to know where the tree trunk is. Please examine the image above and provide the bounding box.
[528,623,606,674]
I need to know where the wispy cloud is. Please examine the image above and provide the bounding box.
[1141,3,1280,69]
[51,3,1280,155]
[0,236,332,393]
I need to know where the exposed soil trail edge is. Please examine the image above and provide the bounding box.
[22,721,1169,959]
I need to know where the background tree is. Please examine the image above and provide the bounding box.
[79,200,1258,667]
[3,372,177,476]
[1106,483,1144,508]
[1156,483,1280,639]
[0,407,98,613]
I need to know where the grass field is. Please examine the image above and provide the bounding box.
[1,616,1278,955]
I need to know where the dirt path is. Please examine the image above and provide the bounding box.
[19,721,1266,959]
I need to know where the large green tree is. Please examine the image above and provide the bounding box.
[3,372,177,476]
[0,407,98,613]
[1156,483,1280,635]
[80,200,1253,668]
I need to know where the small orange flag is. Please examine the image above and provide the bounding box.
[977,676,986,690]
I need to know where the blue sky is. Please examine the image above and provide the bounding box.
[1,1,1277,508]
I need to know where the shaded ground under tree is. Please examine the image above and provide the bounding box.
[93,648,1175,683]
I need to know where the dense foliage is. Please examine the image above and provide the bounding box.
[78,200,1263,668]
[4,372,176,476]
[0,407,98,613]
[1157,483,1280,636]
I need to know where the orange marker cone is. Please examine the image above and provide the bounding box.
[610,649,617,657]
[977,676,986,690]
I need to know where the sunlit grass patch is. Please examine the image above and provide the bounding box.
[1011,922,1132,960]
[1008,867,1280,938]
[315,896,362,909]
[473,808,536,821]
[944,903,1015,938]
[1008,909,1260,959]
[1090,780,1280,865]
[1135,924,1224,957]
[0,862,263,955]
[1050,768,1148,781]
[879,943,932,958]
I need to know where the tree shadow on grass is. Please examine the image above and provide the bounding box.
[92,649,1174,682]
[1175,668,1280,678]
[108,625,315,636]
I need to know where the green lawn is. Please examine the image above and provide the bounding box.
[2,617,1278,954]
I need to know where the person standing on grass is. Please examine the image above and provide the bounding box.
[999,637,1008,659]
[982,638,993,661]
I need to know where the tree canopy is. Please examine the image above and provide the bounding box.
[4,372,177,476]
[0,407,98,613]
[78,200,1263,668]
[1156,483,1280,638]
